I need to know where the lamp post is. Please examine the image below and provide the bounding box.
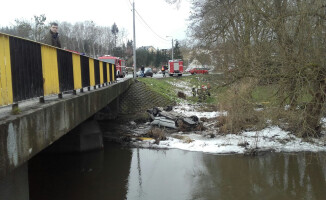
[133,0,137,79]
[166,36,173,60]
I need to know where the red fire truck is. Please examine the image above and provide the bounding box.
[98,55,126,78]
[168,59,183,76]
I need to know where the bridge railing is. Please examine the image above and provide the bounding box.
[0,32,117,107]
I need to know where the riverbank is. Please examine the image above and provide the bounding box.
[107,75,326,154]
[123,103,326,154]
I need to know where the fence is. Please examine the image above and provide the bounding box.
[0,32,116,107]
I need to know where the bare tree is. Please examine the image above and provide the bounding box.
[32,14,47,42]
[189,0,326,137]
[111,22,119,48]
[13,19,32,38]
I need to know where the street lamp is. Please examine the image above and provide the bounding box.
[133,0,137,79]
[166,36,174,60]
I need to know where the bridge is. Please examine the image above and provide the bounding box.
[0,32,133,199]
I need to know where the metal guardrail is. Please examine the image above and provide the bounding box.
[0,32,116,107]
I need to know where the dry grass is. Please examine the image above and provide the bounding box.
[217,79,267,134]
[146,128,167,144]
[176,120,205,132]
[177,91,187,99]
[268,107,321,138]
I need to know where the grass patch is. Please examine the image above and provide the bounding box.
[138,75,307,108]
[251,85,278,105]
[138,74,225,104]
[139,78,179,102]
[11,107,21,115]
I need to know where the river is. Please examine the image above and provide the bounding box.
[28,141,326,200]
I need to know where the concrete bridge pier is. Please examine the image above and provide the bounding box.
[94,97,120,120]
[78,119,104,152]
[0,163,29,200]
[0,119,104,200]
[46,118,104,153]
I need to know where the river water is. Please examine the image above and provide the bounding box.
[29,142,326,200]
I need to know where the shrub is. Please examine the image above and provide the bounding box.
[217,78,267,134]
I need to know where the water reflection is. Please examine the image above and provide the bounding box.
[190,153,326,200]
[126,149,326,200]
[126,149,197,200]
[29,142,132,200]
[29,142,326,200]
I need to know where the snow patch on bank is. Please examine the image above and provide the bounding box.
[173,103,226,119]
[168,81,193,97]
[133,126,326,154]
[131,103,326,154]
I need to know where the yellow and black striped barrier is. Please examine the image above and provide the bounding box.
[0,32,116,107]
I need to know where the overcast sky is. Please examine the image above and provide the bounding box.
[0,0,191,49]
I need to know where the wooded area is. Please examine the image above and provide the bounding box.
[188,0,326,137]
[0,15,184,68]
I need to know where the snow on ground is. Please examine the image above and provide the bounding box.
[116,76,326,154]
[173,103,227,119]
[167,80,193,97]
[131,103,326,154]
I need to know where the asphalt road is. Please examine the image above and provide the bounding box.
[118,73,191,80]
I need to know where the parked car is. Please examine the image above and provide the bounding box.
[152,67,158,74]
[136,67,153,77]
[189,68,209,75]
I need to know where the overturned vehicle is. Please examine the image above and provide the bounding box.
[147,107,204,132]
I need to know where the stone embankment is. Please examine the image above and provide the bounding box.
[118,80,175,120]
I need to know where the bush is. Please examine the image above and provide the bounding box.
[146,128,167,144]
[217,79,267,134]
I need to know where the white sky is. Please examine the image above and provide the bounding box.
[0,0,191,49]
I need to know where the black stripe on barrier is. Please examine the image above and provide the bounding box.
[103,62,107,83]
[109,63,113,82]
[94,60,100,85]
[114,65,117,80]
[57,49,74,92]
[9,37,43,102]
[80,56,90,88]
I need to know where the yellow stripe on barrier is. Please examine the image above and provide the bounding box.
[99,61,104,84]
[0,34,13,106]
[41,45,60,95]
[72,54,82,89]
[89,58,95,86]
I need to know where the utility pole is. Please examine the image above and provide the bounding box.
[166,36,174,60]
[133,0,137,79]
[171,38,174,60]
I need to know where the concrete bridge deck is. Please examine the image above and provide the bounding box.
[0,78,133,179]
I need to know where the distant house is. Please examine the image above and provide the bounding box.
[140,46,157,53]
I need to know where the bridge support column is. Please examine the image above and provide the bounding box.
[0,163,29,200]
[78,119,104,152]
[46,119,104,153]
[94,97,120,120]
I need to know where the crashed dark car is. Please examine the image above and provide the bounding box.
[148,107,202,131]
[136,68,153,77]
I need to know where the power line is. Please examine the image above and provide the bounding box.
[135,15,166,45]
[127,0,169,42]
[125,0,165,44]
[125,0,133,11]
[135,10,169,42]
